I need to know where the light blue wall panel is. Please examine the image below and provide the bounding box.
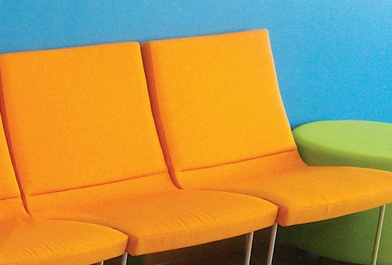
[0,0,267,52]
[1,1,391,127]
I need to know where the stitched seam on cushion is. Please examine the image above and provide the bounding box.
[125,208,275,243]
[29,170,168,197]
[0,196,20,201]
[275,190,390,213]
[179,148,297,173]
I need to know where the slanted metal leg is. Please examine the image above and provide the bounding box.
[244,231,254,265]
[121,252,128,265]
[96,261,104,265]
[267,223,278,265]
[371,205,387,265]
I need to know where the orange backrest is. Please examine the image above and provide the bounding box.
[0,42,169,197]
[142,29,299,187]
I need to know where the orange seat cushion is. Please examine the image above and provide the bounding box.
[26,177,277,255]
[178,151,392,226]
[141,29,392,226]
[0,214,127,265]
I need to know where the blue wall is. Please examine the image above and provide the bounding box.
[1,0,392,127]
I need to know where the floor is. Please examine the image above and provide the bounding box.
[105,228,355,265]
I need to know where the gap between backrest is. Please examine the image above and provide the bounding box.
[0,66,30,215]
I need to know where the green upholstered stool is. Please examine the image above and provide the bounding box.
[278,120,392,265]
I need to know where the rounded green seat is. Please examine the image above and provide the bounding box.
[278,120,392,265]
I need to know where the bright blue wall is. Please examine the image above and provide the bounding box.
[1,0,392,127]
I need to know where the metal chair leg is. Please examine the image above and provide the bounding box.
[96,261,104,265]
[121,252,128,265]
[371,204,387,265]
[244,231,254,265]
[267,223,278,265]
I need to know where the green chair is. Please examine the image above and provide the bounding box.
[278,120,392,265]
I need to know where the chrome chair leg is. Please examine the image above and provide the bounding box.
[244,231,254,265]
[267,223,278,265]
[121,252,128,265]
[371,204,387,265]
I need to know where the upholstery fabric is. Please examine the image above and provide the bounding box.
[0,42,278,255]
[0,217,127,265]
[141,29,392,226]
[279,120,392,264]
[142,30,295,174]
[0,104,127,264]
[26,179,276,255]
[0,42,168,196]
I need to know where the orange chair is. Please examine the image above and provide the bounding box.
[0,106,127,263]
[141,29,392,265]
[0,42,278,264]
